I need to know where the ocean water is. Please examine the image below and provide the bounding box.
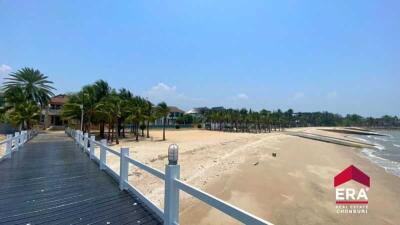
[353,130,400,177]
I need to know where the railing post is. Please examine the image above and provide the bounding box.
[5,134,12,158]
[164,144,180,225]
[80,131,84,147]
[90,135,95,160]
[100,139,107,170]
[84,133,89,152]
[75,131,79,145]
[14,132,20,150]
[19,131,23,146]
[119,147,129,190]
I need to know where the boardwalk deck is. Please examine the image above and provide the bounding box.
[0,132,162,225]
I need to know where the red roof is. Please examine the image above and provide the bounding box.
[334,165,370,187]
[50,94,69,105]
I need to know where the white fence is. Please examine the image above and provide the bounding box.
[66,128,273,225]
[0,130,38,161]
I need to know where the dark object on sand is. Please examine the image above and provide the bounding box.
[272,152,277,157]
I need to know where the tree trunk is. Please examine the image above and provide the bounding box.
[100,121,105,138]
[116,125,119,144]
[107,123,111,141]
[117,119,121,137]
[163,117,166,141]
[146,120,150,138]
[111,123,114,143]
[135,122,139,142]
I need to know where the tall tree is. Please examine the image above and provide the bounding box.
[3,67,55,108]
[8,101,40,129]
[156,102,169,141]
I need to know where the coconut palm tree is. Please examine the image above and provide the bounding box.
[8,101,40,129]
[99,92,123,144]
[126,96,147,141]
[144,100,156,138]
[156,102,169,141]
[92,80,111,137]
[3,67,55,108]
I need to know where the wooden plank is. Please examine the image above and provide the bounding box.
[0,132,162,225]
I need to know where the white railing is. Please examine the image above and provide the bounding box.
[65,127,273,225]
[0,130,38,161]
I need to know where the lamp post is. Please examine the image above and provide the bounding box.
[164,144,180,224]
[80,104,84,131]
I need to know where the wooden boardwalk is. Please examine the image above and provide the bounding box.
[0,132,162,225]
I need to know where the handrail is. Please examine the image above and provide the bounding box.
[126,157,165,180]
[65,127,273,225]
[0,130,38,161]
[104,146,121,157]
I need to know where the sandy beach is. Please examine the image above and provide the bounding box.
[0,135,6,157]
[101,128,400,225]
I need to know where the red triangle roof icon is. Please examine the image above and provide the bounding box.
[334,165,370,187]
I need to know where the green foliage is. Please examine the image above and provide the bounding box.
[176,114,193,124]
[204,108,400,132]
[3,67,55,107]
[0,67,55,129]
[7,101,40,129]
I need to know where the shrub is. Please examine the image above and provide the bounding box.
[197,124,202,129]
[175,125,180,129]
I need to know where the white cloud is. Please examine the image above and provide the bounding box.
[0,64,12,76]
[235,93,249,100]
[292,92,305,100]
[144,82,205,109]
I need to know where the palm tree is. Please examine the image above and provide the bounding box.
[98,92,123,144]
[93,80,111,137]
[156,102,169,141]
[61,86,99,133]
[144,100,156,138]
[8,101,40,129]
[3,67,55,108]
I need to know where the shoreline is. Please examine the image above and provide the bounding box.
[101,127,400,224]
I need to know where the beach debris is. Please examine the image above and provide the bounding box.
[253,161,259,166]
[272,152,277,157]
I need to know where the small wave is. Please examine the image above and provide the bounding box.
[361,148,400,177]
[393,144,400,148]
[374,143,385,150]
[373,136,388,142]
[352,137,369,143]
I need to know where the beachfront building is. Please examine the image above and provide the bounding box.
[42,94,69,129]
[153,106,185,126]
[186,107,208,119]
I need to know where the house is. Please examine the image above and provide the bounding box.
[186,107,209,121]
[154,106,185,126]
[42,94,69,129]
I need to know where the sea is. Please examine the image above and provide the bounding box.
[352,130,400,177]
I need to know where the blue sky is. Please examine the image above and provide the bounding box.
[0,1,399,117]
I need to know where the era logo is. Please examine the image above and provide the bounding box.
[335,187,368,202]
[334,165,370,205]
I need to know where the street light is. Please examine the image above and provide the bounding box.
[80,104,83,131]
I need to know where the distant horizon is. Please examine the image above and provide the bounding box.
[1,1,399,117]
